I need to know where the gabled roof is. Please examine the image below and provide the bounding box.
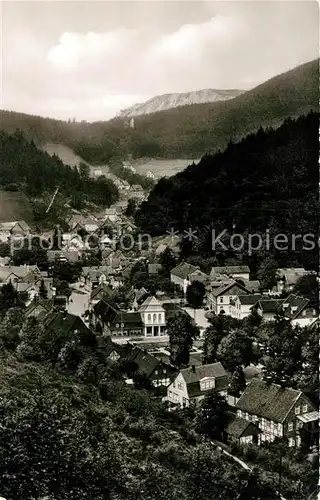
[43,311,91,335]
[170,262,199,280]
[277,267,307,286]
[254,298,283,313]
[225,414,261,439]
[281,293,310,319]
[238,294,262,306]
[127,347,161,377]
[0,220,30,231]
[0,265,40,281]
[181,362,227,384]
[180,362,229,398]
[236,378,303,423]
[209,280,251,297]
[139,295,164,312]
[210,265,250,277]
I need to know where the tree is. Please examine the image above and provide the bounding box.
[39,279,48,299]
[293,274,318,308]
[228,366,246,397]
[167,313,200,367]
[262,317,304,386]
[0,281,24,313]
[202,315,238,364]
[159,247,177,276]
[257,257,279,291]
[0,307,25,351]
[195,390,229,440]
[186,281,206,308]
[125,198,137,217]
[216,331,254,372]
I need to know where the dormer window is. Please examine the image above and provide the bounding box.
[200,377,215,391]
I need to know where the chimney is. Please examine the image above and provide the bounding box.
[191,365,196,373]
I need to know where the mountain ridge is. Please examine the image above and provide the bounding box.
[119,88,245,117]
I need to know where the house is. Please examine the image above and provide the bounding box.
[170,262,200,294]
[93,300,143,337]
[281,294,318,327]
[245,280,261,293]
[104,208,119,223]
[231,294,263,320]
[188,269,209,285]
[47,250,82,263]
[276,267,308,292]
[252,298,282,321]
[0,265,41,288]
[138,296,166,337]
[121,180,130,191]
[43,311,93,340]
[90,284,113,307]
[68,214,99,233]
[81,266,110,287]
[206,280,252,315]
[124,345,176,394]
[167,362,229,408]
[252,294,318,325]
[236,379,318,448]
[210,265,250,282]
[224,414,261,446]
[25,298,54,321]
[0,220,31,242]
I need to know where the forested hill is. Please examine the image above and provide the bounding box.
[135,112,319,269]
[0,59,318,161]
[0,130,119,223]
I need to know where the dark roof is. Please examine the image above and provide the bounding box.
[128,347,160,377]
[171,262,199,280]
[43,311,90,335]
[113,311,143,329]
[238,294,262,305]
[210,280,251,297]
[226,415,261,439]
[181,362,227,384]
[254,299,283,313]
[236,379,302,423]
[93,299,119,323]
[281,293,310,319]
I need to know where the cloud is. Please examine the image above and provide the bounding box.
[2,1,318,121]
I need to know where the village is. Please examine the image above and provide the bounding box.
[0,206,318,459]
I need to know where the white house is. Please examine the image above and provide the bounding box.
[167,362,229,408]
[206,280,252,315]
[231,294,263,320]
[138,296,166,337]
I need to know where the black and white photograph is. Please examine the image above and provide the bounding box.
[0,0,319,498]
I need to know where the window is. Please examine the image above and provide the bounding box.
[153,313,157,323]
[121,323,124,327]
[288,438,295,447]
[302,404,308,413]
[177,382,183,390]
[219,297,224,303]
[158,313,162,322]
[295,406,300,415]
[298,420,304,429]
[288,422,293,431]
[147,314,151,322]
[116,323,119,328]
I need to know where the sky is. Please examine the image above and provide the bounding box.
[1,0,319,122]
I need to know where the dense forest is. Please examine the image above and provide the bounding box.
[0,59,318,161]
[0,130,119,223]
[135,112,319,271]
